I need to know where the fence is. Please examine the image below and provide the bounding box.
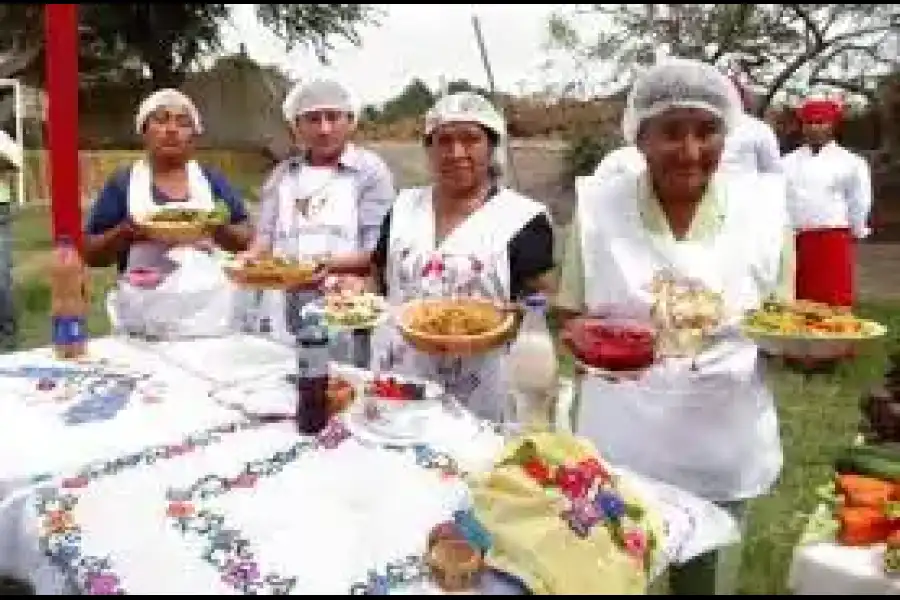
[14,149,271,205]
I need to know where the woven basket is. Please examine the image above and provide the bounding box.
[136,221,211,245]
[224,262,326,291]
[397,298,517,357]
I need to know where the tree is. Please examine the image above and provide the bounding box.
[379,78,435,122]
[0,4,381,87]
[546,4,900,114]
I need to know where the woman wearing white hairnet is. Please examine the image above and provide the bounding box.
[557,58,794,594]
[246,78,395,341]
[83,88,252,337]
[369,92,556,421]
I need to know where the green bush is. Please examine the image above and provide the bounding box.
[562,131,624,183]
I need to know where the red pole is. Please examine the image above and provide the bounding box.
[44,4,81,247]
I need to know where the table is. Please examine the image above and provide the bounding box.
[0,335,741,594]
[0,337,245,502]
[790,505,900,595]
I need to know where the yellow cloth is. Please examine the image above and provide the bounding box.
[467,433,664,595]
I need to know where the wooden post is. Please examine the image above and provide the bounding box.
[471,14,519,188]
[44,4,81,247]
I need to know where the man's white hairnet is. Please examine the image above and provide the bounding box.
[282,78,359,122]
[424,92,506,138]
[135,88,203,135]
[622,57,742,144]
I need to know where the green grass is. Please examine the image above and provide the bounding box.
[7,204,900,594]
[737,302,900,594]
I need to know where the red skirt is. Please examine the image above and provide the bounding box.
[795,228,855,307]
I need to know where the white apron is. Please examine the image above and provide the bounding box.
[252,164,359,342]
[574,172,788,501]
[107,160,237,339]
[370,186,545,421]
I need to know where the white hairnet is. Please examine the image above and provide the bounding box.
[424,92,506,138]
[282,78,359,122]
[622,57,742,144]
[135,88,203,135]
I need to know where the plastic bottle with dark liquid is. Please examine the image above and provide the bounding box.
[295,313,331,435]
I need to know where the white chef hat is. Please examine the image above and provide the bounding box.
[282,78,359,122]
[622,57,742,144]
[424,92,506,139]
[134,88,203,135]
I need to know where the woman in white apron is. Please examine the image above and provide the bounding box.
[556,58,793,594]
[369,92,557,422]
[82,89,252,338]
[243,78,395,348]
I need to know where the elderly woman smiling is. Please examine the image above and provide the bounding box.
[369,92,556,421]
[557,58,794,594]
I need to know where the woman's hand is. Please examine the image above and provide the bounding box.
[321,274,369,295]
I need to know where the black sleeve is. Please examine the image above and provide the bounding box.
[371,209,392,296]
[508,212,555,301]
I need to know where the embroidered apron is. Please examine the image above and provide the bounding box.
[107,160,237,339]
[370,186,544,422]
[251,164,359,343]
[573,173,787,501]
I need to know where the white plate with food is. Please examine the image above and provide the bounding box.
[648,271,730,358]
[346,373,444,444]
[320,291,389,331]
[741,300,888,359]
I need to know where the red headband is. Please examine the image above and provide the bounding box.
[798,99,842,124]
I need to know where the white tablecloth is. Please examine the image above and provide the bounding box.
[791,533,900,594]
[0,412,739,595]
[0,337,245,502]
[0,335,741,594]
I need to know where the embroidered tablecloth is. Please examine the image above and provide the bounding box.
[0,405,740,595]
[0,337,244,502]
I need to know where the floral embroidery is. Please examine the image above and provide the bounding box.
[34,420,260,595]
[503,439,657,569]
[348,555,429,595]
[163,420,460,595]
[5,362,168,425]
[35,413,462,595]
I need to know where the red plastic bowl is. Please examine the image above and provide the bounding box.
[563,318,657,371]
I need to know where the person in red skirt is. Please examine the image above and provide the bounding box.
[782,97,873,308]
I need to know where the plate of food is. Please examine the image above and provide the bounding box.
[648,272,727,358]
[134,202,230,245]
[397,297,518,357]
[223,254,326,290]
[562,317,657,380]
[741,300,888,359]
[347,373,444,442]
[321,291,388,331]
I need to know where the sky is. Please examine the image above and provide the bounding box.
[219,4,574,104]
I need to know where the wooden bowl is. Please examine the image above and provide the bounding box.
[135,220,211,245]
[397,297,517,357]
[426,538,484,592]
[224,260,326,291]
[327,376,355,415]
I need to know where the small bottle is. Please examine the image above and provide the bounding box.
[50,237,89,360]
[506,294,558,432]
[295,309,331,435]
